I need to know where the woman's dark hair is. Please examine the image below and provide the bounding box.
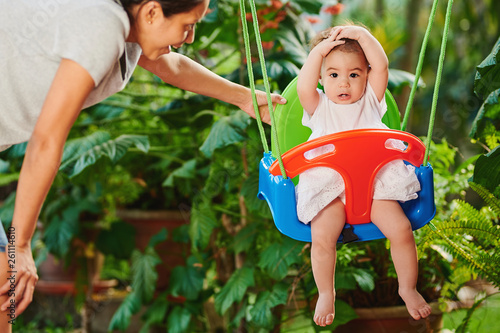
[121,0,204,19]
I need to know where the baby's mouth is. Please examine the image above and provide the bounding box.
[338,93,350,100]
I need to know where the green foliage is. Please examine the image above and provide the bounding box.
[474,37,500,99]
[215,267,255,315]
[257,238,303,280]
[470,37,500,150]
[96,221,136,259]
[200,111,252,158]
[60,131,150,178]
[109,291,142,331]
[424,184,500,289]
[248,283,288,328]
[470,147,500,197]
[169,256,205,300]
[108,236,164,331]
[166,306,192,333]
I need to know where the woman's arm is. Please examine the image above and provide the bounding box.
[297,28,345,115]
[138,54,286,124]
[0,58,94,315]
[336,26,389,102]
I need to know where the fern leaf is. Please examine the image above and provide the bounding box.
[432,219,500,248]
[470,182,500,218]
[428,223,490,278]
[455,200,490,225]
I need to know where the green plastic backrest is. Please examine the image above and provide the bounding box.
[271,76,401,158]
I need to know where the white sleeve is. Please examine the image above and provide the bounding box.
[302,89,328,130]
[365,83,388,119]
[52,4,129,86]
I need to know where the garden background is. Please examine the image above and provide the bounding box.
[0,0,499,332]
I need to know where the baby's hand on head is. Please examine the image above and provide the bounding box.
[314,28,345,58]
[335,25,368,42]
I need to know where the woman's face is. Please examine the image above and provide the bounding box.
[133,0,209,60]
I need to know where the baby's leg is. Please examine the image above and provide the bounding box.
[371,200,432,320]
[310,198,345,326]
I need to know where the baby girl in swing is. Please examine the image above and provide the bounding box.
[295,24,432,326]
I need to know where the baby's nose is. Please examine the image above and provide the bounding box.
[339,79,350,87]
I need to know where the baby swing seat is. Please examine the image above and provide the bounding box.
[257,78,436,243]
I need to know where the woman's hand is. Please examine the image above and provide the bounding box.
[239,89,287,125]
[0,245,38,315]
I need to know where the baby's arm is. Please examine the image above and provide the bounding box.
[297,28,345,115]
[336,26,389,102]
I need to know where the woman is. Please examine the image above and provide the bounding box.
[0,0,285,328]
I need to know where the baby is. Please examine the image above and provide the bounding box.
[295,25,432,327]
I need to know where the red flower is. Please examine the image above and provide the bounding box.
[323,3,345,15]
[271,0,283,9]
[307,16,321,24]
[261,41,274,50]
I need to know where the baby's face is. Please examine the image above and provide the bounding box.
[320,50,369,104]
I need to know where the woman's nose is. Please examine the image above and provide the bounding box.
[185,28,195,44]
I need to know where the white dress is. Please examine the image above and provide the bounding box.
[295,83,421,223]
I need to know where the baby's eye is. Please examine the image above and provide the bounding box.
[350,73,359,78]
[329,73,338,78]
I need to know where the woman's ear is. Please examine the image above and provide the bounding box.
[139,1,161,25]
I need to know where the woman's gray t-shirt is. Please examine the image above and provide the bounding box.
[0,0,143,151]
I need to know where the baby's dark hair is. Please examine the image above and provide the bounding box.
[310,22,369,64]
[120,0,204,19]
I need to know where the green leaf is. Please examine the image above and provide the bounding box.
[215,267,255,315]
[169,256,204,300]
[331,299,359,330]
[0,192,15,225]
[470,146,500,195]
[0,173,19,187]
[240,174,270,214]
[60,132,150,177]
[233,223,258,254]
[163,159,197,187]
[189,196,218,249]
[108,291,141,331]
[167,306,192,333]
[469,89,500,140]
[141,295,169,326]
[352,268,375,292]
[200,111,251,158]
[474,36,500,99]
[131,248,161,303]
[275,29,309,65]
[388,68,426,95]
[258,238,303,280]
[96,222,136,260]
[148,228,168,248]
[249,283,288,328]
[291,0,324,14]
[43,214,79,258]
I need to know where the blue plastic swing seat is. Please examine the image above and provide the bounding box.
[258,151,436,243]
[257,77,436,243]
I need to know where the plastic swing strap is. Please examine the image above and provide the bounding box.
[239,0,269,153]
[401,0,440,132]
[239,0,288,179]
[424,0,454,164]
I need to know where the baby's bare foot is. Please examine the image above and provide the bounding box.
[399,288,432,320]
[313,292,335,326]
